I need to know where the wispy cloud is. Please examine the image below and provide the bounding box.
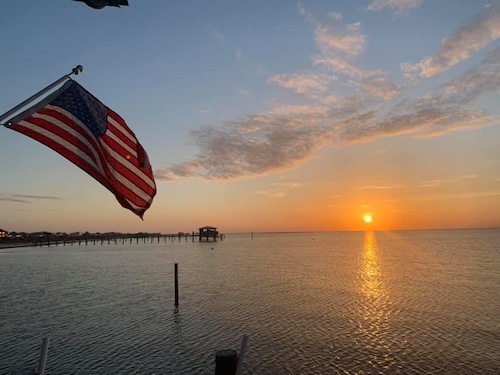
[367,0,425,16]
[387,189,500,202]
[403,3,500,78]
[329,194,344,199]
[236,87,251,99]
[0,193,62,203]
[268,72,337,98]
[0,197,29,203]
[211,27,224,42]
[441,48,500,98]
[328,12,343,21]
[340,48,499,143]
[155,105,332,181]
[355,184,403,190]
[359,75,401,100]
[235,49,248,60]
[460,174,479,179]
[253,181,302,198]
[272,182,303,189]
[417,179,455,188]
[155,5,500,182]
[416,174,480,188]
[310,19,401,99]
[314,22,367,57]
[254,190,286,198]
[459,190,500,199]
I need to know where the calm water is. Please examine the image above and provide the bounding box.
[1,230,499,374]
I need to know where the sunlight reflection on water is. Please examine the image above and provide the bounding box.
[357,231,395,372]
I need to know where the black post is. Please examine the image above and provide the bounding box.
[215,350,238,375]
[174,263,179,307]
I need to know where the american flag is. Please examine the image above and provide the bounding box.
[7,80,156,218]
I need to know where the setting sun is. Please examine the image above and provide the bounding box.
[363,214,373,223]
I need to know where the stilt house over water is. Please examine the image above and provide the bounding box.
[198,226,218,241]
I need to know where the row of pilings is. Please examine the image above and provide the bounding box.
[2,232,225,248]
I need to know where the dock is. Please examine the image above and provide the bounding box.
[0,228,225,249]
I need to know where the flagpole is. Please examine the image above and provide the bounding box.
[0,65,83,126]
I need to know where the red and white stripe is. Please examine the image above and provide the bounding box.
[11,104,156,218]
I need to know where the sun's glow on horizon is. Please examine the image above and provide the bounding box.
[363,214,373,223]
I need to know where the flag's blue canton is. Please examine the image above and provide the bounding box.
[51,82,108,137]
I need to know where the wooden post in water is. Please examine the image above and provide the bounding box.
[235,335,249,375]
[215,350,238,375]
[37,337,50,375]
[174,263,179,307]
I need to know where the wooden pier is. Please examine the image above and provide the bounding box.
[0,228,225,249]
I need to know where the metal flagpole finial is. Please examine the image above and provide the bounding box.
[72,65,83,75]
[0,65,84,126]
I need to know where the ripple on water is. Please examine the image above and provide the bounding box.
[1,230,500,374]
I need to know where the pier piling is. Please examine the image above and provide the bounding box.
[235,335,249,375]
[174,263,179,307]
[37,337,50,375]
[215,350,238,375]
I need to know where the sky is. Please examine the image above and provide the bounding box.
[0,0,499,234]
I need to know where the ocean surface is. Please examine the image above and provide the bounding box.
[1,229,499,374]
